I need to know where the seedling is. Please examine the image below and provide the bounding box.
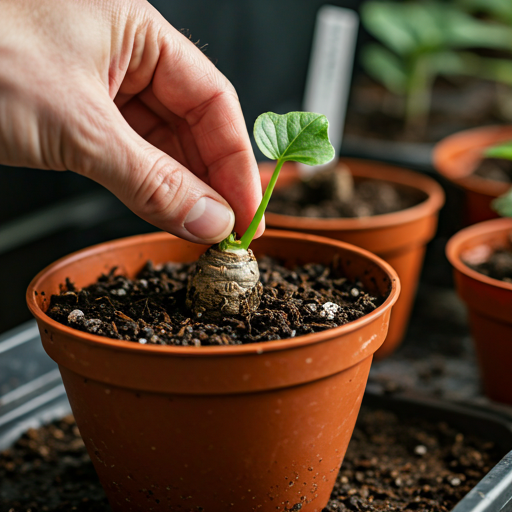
[361,0,512,133]
[485,141,512,217]
[186,111,335,320]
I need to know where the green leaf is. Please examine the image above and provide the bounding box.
[361,44,407,95]
[220,112,334,251]
[481,58,512,86]
[485,141,512,159]
[429,51,480,76]
[361,2,419,56]
[253,112,335,166]
[457,0,512,26]
[446,12,512,50]
[485,144,512,217]
[492,187,512,217]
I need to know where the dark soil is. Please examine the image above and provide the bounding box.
[465,247,512,283]
[0,408,500,512]
[473,158,512,183]
[46,258,380,346]
[0,415,107,511]
[323,409,500,512]
[268,169,423,219]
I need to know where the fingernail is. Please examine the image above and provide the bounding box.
[184,197,234,241]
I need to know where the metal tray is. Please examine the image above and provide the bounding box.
[1,321,512,512]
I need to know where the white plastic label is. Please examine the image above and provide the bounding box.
[301,5,359,175]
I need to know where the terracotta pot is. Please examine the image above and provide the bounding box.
[446,218,512,405]
[260,160,444,359]
[433,125,512,225]
[27,230,399,512]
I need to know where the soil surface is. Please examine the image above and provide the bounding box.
[268,167,423,219]
[0,408,500,512]
[465,246,512,283]
[46,257,380,346]
[473,158,512,183]
[324,408,500,512]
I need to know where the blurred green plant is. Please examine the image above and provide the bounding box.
[361,0,512,133]
[484,141,512,217]
[456,0,512,25]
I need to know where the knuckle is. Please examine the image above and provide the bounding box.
[135,155,188,219]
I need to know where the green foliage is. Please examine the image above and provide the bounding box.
[457,0,512,25]
[361,0,512,131]
[220,112,335,251]
[492,188,512,217]
[485,141,512,217]
[485,141,512,160]
[253,112,335,166]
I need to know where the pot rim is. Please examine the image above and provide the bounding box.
[260,159,445,231]
[433,125,512,197]
[27,230,400,357]
[446,217,512,292]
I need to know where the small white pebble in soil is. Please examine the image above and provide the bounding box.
[414,445,428,456]
[139,279,148,288]
[306,303,317,313]
[138,338,147,345]
[350,288,360,297]
[291,330,296,337]
[450,477,462,486]
[84,319,102,333]
[68,309,84,323]
[320,302,339,320]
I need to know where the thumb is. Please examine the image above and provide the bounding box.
[73,102,236,245]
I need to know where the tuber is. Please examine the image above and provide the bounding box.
[186,111,335,321]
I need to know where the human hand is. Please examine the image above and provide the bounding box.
[0,0,264,244]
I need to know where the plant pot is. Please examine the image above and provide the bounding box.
[260,160,444,359]
[433,125,512,225]
[446,218,512,405]
[26,230,400,512]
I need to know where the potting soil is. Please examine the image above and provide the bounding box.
[473,158,512,184]
[267,170,423,219]
[465,247,512,283]
[46,257,380,346]
[0,408,499,512]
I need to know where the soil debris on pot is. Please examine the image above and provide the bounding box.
[45,257,381,346]
[0,408,500,511]
[267,165,424,218]
[473,157,512,183]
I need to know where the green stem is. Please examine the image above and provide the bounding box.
[404,56,433,136]
[239,159,284,249]
[220,159,284,251]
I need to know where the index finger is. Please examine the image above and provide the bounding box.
[150,18,264,237]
